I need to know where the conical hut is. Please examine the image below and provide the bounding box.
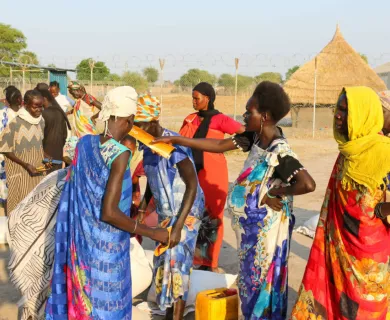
[284,25,387,105]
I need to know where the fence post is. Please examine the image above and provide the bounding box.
[234,58,239,120]
[159,58,165,118]
[89,59,95,95]
[312,57,318,138]
[22,68,25,95]
[9,67,12,85]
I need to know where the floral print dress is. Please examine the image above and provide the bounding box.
[229,131,304,320]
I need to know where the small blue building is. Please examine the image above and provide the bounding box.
[2,61,75,95]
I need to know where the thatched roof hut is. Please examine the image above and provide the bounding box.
[284,25,387,105]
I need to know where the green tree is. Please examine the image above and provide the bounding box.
[143,67,159,84]
[178,69,217,88]
[106,73,121,81]
[255,72,282,84]
[237,75,255,91]
[0,23,27,60]
[0,23,28,76]
[360,53,368,64]
[218,73,254,92]
[285,65,300,81]
[122,71,148,93]
[218,73,235,89]
[48,63,56,68]
[19,51,39,65]
[76,58,110,81]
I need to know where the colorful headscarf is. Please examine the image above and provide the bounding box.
[135,94,161,122]
[378,90,390,111]
[334,86,390,192]
[67,81,82,91]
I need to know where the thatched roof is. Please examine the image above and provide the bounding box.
[284,25,387,105]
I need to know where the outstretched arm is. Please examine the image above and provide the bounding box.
[153,135,237,153]
[102,151,168,244]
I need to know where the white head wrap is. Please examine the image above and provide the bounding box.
[99,86,138,123]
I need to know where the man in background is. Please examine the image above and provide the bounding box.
[49,81,74,113]
[37,88,71,172]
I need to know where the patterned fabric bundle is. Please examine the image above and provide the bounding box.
[135,94,161,122]
[8,169,67,320]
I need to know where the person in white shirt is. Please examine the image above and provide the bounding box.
[49,81,74,113]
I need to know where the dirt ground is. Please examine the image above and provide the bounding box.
[0,131,339,319]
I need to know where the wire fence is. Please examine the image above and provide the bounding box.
[1,52,389,136]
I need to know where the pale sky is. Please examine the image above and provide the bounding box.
[1,0,389,80]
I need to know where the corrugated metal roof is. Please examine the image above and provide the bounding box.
[1,61,76,72]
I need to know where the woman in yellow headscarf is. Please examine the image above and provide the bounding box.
[291,87,390,320]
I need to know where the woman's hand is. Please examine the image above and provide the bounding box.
[24,163,39,176]
[153,227,169,245]
[261,189,283,211]
[91,114,99,125]
[152,136,177,145]
[169,224,182,248]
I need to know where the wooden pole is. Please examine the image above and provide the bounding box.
[22,68,25,95]
[89,59,95,95]
[159,58,165,119]
[234,58,239,120]
[312,57,318,138]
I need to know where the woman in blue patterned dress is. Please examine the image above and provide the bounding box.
[45,87,169,320]
[0,86,22,213]
[135,94,204,320]
[154,82,316,319]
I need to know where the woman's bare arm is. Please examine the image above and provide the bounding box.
[153,136,237,153]
[102,151,168,243]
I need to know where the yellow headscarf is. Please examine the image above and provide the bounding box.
[334,86,390,192]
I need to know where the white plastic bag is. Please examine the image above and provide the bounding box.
[147,270,237,307]
[130,238,153,298]
[294,214,319,238]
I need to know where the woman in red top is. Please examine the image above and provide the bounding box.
[180,82,245,272]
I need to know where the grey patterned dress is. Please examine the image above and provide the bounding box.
[0,115,45,212]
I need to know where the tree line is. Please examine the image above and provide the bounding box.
[1,23,370,93]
